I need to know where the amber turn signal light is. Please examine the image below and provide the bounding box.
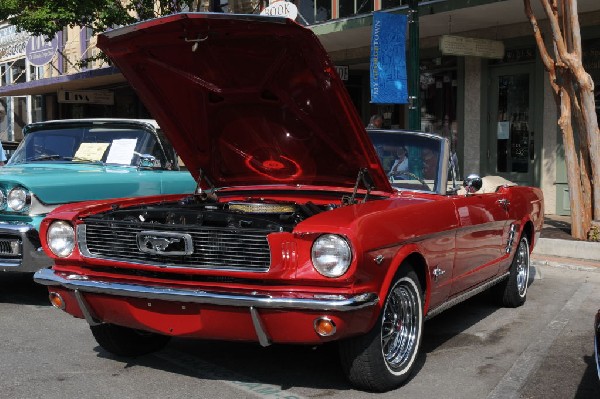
[314,317,336,337]
[49,292,65,310]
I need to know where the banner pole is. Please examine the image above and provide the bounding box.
[407,0,421,131]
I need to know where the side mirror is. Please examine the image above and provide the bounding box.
[463,174,483,194]
[138,154,158,169]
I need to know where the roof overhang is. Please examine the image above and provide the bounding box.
[310,0,599,55]
[0,66,125,97]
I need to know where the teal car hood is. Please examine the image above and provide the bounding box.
[0,163,185,204]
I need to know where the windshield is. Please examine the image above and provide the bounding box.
[8,126,167,167]
[367,130,444,193]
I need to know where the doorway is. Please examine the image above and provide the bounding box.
[487,64,535,185]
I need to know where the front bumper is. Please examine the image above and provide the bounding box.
[34,268,380,345]
[0,223,52,273]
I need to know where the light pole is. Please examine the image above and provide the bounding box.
[407,0,421,131]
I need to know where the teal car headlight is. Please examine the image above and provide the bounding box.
[47,221,75,258]
[7,186,31,212]
[311,234,352,278]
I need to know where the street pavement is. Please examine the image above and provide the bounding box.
[1,263,598,399]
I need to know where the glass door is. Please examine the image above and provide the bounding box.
[487,65,535,185]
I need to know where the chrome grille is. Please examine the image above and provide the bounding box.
[79,221,271,272]
[0,237,20,257]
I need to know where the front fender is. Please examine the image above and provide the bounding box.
[375,243,432,317]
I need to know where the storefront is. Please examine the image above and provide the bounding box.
[0,24,44,141]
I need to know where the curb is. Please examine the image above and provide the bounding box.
[533,237,600,262]
[531,254,600,273]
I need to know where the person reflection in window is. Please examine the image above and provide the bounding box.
[388,146,409,179]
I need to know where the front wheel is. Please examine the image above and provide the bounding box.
[90,323,171,357]
[494,235,530,308]
[339,267,423,392]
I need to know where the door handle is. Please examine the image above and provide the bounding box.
[497,198,510,210]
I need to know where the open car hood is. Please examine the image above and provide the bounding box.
[97,13,392,192]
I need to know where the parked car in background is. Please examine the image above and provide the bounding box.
[34,14,544,392]
[0,118,196,273]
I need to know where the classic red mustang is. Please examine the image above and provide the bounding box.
[34,13,544,392]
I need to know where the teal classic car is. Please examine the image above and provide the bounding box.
[0,118,196,273]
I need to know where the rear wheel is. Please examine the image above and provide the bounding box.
[339,266,423,392]
[90,323,171,357]
[494,235,530,307]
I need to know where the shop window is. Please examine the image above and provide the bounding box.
[0,64,6,86]
[81,27,95,69]
[29,65,44,81]
[11,59,26,84]
[12,96,27,141]
[0,97,7,140]
[583,38,600,122]
[420,56,459,175]
[315,0,332,22]
[32,95,43,123]
[339,0,373,18]
[381,0,405,10]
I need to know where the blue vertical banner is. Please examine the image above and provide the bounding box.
[370,12,408,104]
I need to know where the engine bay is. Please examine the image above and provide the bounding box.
[82,194,337,233]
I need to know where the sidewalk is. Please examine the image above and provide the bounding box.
[531,214,600,270]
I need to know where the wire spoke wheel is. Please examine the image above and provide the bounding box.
[515,239,530,297]
[381,282,419,370]
[339,266,423,392]
[493,235,530,308]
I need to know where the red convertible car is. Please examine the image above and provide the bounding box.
[34,13,544,392]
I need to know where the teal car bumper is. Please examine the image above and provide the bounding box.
[0,222,52,273]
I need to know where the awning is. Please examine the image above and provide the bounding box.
[0,66,125,97]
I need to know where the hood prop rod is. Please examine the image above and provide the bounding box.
[195,168,218,202]
[342,168,375,205]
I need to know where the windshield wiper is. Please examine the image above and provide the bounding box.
[23,155,103,164]
[62,156,104,164]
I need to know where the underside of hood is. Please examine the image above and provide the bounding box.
[97,13,392,193]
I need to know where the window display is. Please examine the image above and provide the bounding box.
[420,56,459,177]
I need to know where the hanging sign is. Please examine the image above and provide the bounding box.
[26,34,59,66]
[439,35,504,59]
[370,12,408,104]
[260,1,298,20]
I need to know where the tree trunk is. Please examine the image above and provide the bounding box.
[558,81,588,239]
[524,0,599,239]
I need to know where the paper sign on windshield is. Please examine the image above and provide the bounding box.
[74,143,110,161]
[106,139,137,165]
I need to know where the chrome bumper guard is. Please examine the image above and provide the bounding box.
[33,268,379,312]
[0,223,52,273]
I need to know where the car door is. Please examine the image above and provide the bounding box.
[450,192,509,295]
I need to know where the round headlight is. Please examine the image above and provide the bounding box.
[47,221,75,258]
[311,234,352,278]
[7,187,30,211]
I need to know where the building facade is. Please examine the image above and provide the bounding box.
[1,0,599,215]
